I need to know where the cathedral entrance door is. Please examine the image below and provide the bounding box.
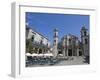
[79,51,82,56]
[68,49,72,56]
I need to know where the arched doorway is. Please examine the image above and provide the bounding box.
[39,49,42,53]
[79,51,82,56]
[68,49,72,56]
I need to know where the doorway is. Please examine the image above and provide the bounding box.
[79,51,82,56]
[68,49,72,56]
[39,49,42,53]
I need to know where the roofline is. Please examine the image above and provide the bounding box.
[26,26,50,41]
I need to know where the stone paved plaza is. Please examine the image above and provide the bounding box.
[26,56,88,67]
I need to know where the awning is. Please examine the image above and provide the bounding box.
[26,53,32,56]
[44,53,53,57]
[31,53,38,57]
[38,54,44,57]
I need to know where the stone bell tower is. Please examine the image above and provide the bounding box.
[52,28,58,58]
[81,26,89,57]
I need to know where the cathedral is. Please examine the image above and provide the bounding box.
[54,26,89,58]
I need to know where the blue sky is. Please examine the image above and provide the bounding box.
[26,12,89,44]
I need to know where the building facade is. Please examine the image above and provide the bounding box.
[26,26,50,54]
[60,34,81,57]
[58,26,89,58]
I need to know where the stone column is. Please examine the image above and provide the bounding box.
[62,48,65,57]
[37,48,39,54]
[67,48,68,57]
[77,47,79,56]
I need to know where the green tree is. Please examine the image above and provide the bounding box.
[26,39,34,54]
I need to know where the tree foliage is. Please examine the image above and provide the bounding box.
[26,39,34,54]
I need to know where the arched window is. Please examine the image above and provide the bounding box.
[54,40,56,43]
[85,39,88,44]
[69,38,71,44]
[84,31,87,36]
[31,35,34,42]
[40,40,43,44]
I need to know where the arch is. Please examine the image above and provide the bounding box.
[39,49,42,53]
[68,49,72,56]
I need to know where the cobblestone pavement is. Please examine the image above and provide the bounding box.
[55,56,88,65]
[26,56,88,67]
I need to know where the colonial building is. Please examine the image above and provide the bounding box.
[26,26,50,54]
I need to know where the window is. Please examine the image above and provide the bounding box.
[69,38,71,44]
[85,39,88,44]
[47,43,48,47]
[84,31,87,36]
[54,40,56,43]
[40,37,43,44]
[31,35,34,42]
[40,40,43,44]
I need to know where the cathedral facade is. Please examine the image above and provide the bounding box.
[57,26,89,58]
